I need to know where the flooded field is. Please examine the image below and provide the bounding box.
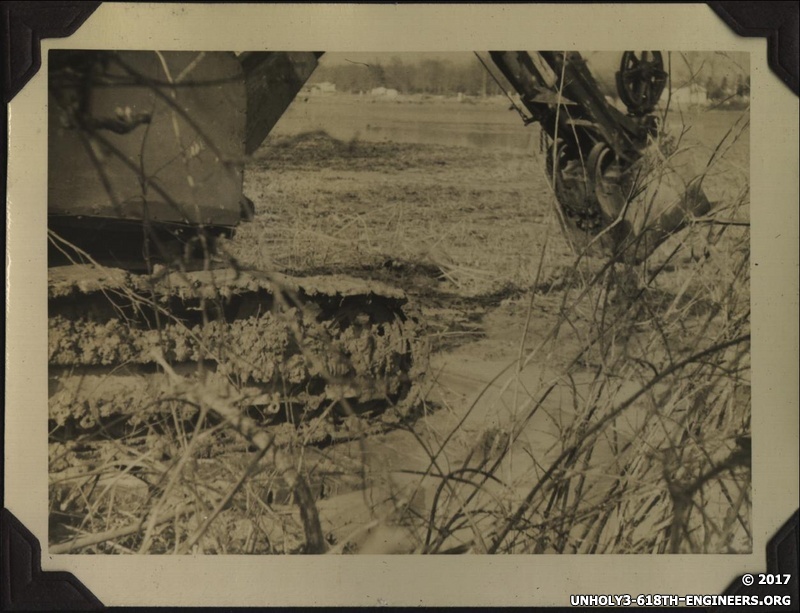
[270,94,540,151]
[270,92,747,154]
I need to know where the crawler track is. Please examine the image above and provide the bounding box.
[49,265,428,445]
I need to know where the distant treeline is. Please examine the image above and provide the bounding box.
[310,57,508,96]
[706,74,750,101]
[310,55,751,100]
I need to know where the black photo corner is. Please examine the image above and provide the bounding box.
[2,1,798,610]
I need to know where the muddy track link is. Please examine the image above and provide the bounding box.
[49,265,429,445]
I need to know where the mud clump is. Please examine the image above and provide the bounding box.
[48,265,429,440]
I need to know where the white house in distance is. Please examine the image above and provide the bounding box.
[370,86,399,99]
[668,82,709,109]
[307,81,337,95]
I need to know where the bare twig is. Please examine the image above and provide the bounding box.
[150,350,328,553]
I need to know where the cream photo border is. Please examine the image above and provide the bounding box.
[6,3,798,607]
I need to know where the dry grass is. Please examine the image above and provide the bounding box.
[49,95,750,555]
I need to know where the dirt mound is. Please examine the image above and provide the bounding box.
[255,129,495,171]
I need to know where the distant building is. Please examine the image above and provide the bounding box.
[370,87,399,99]
[308,81,336,94]
[669,83,708,108]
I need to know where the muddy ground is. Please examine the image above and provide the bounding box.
[218,98,750,553]
[49,95,750,554]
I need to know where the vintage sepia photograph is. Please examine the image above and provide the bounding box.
[47,48,752,555]
[5,2,796,608]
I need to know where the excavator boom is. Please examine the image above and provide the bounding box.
[487,51,706,261]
